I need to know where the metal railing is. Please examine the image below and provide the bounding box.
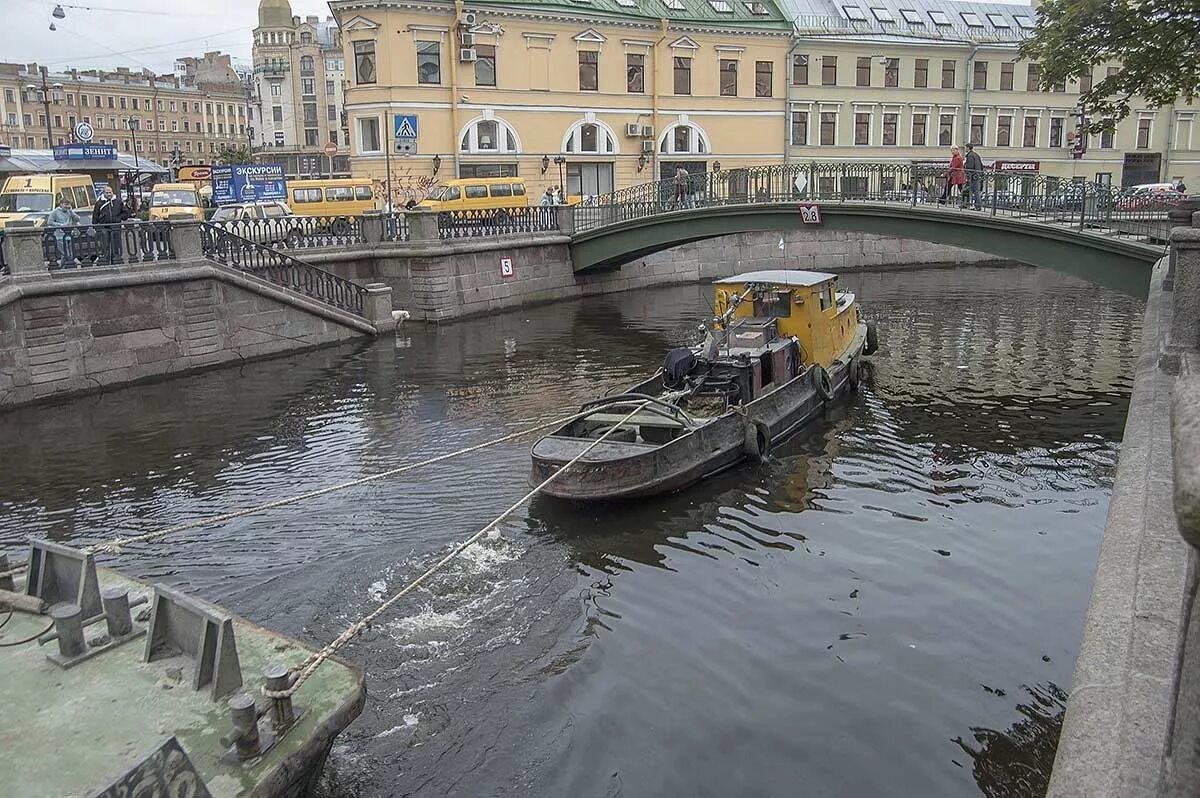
[437,207,560,240]
[384,212,408,242]
[0,233,8,276]
[572,163,1179,247]
[200,223,367,316]
[41,221,175,270]
[205,214,363,252]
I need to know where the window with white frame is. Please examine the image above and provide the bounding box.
[358,116,381,152]
[658,122,709,154]
[460,116,520,153]
[564,121,617,154]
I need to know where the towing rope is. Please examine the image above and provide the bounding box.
[264,401,650,700]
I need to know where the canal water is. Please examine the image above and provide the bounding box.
[0,264,1142,797]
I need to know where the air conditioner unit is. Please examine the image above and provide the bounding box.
[625,122,641,137]
[460,32,475,46]
[641,125,654,138]
[463,11,478,24]
[460,47,477,62]
[641,140,655,153]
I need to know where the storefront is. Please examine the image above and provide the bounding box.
[990,160,1039,195]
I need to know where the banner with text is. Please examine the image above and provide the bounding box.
[211,164,287,205]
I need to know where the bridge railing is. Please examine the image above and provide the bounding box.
[572,163,1177,246]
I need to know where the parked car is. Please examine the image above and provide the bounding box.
[209,201,304,247]
[1117,187,1187,210]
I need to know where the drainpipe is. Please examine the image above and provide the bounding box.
[652,18,668,182]
[963,43,978,149]
[450,0,464,179]
[784,36,802,166]
[1164,102,1176,181]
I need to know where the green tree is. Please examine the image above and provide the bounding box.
[215,145,252,165]
[1019,0,1200,132]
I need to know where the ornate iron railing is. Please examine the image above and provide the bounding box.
[204,214,363,253]
[572,162,1179,248]
[200,223,367,316]
[384,212,409,242]
[41,221,175,270]
[437,207,560,240]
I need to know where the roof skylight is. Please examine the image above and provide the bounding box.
[842,5,868,21]
[960,12,984,26]
[986,13,1010,27]
[662,0,685,10]
[1013,14,1035,29]
[709,0,734,11]
[928,10,951,25]
[899,8,922,23]
[871,7,894,23]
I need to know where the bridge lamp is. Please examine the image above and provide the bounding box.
[432,154,442,175]
[541,154,550,175]
[637,154,647,172]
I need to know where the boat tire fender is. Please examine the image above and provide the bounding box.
[865,322,879,356]
[743,419,772,462]
[813,365,835,402]
[848,356,861,391]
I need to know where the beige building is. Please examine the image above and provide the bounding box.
[0,54,249,171]
[330,0,1196,200]
[252,0,351,177]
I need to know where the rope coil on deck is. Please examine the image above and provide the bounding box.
[263,401,651,701]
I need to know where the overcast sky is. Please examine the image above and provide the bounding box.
[4,0,1030,75]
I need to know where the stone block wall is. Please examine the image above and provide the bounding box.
[0,277,363,407]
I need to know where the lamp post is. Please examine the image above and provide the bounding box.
[126,118,140,171]
[247,125,255,163]
[25,66,61,150]
[553,155,566,199]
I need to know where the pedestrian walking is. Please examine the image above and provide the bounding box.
[942,146,966,205]
[540,188,555,207]
[963,144,985,210]
[92,185,128,264]
[1176,178,1188,193]
[46,196,82,266]
[674,166,689,206]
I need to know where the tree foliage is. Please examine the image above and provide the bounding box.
[1019,0,1200,132]
[215,145,252,165]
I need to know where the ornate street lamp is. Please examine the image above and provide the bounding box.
[432,154,442,175]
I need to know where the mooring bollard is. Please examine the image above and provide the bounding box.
[51,604,86,659]
[101,587,132,638]
[264,664,295,730]
[227,693,262,759]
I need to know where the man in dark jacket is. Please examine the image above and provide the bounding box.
[92,185,128,264]
[963,144,985,210]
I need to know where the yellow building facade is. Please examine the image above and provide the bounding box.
[330,0,1198,201]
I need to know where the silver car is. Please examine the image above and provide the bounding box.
[209,201,305,247]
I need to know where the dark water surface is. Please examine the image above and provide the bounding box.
[0,265,1142,797]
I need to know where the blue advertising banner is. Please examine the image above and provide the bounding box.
[210,164,287,205]
[52,144,117,161]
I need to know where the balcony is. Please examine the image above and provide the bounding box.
[254,62,289,78]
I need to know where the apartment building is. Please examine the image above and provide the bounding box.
[252,0,351,178]
[330,0,1197,197]
[0,54,249,170]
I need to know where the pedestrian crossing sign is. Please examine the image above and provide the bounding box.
[394,115,419,141]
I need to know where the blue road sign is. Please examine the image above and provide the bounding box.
[211,164,287,206]
[394,115,418,141]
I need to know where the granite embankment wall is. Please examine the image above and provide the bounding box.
[315,228,1001,322]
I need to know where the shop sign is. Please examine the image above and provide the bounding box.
[211,164,287,205]
[52,144,116,161]
[992,160,1040,173]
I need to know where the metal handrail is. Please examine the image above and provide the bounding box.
[200,223,367,316]
[437,207,560,240]
[41,220,175,269]
[205,214,362,251]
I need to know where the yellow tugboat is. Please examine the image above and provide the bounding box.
[530,270,879,500]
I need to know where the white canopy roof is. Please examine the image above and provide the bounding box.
[715,270,837,287]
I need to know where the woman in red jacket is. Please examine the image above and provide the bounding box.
[943,146,966,204]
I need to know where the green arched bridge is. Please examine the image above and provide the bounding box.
[568,163,1175,295]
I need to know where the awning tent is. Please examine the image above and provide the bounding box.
[0,148,169,176]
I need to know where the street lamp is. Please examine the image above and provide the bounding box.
[25,66,61,150]
[553,155,566,197]
[247,125,255,163]
[541,154,550,175]
[432,154,442,175]
[126,118,140,171]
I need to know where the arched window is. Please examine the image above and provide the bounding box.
[459,116,521,153]
[562,120,618,154]
[658,121,710,155]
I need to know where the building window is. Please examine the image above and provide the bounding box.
[970,114,985,146]
[461,116,520,153]
[1026,63,1040,91]
[997,115,1012,146]
[821,55,837,86]
[793,54,808,85]
[941,59,955,89]
[459,163,519,179]
[1052,78,1066,92]
[755,61,772,97]
[627,53,645,93]
[1023,116,1038,146]
[270,84,281,97]
[305,129,319,146]
[820,111,836,145]
[326,80,337,95]
[475,44,497,87]
[1100,127,1114,149]
[300,56,314,75]
[973,61,987,90]
[791,110,808,145]
[354,40,376,84]
[938,114,954,146]
[673,56,692,95]
[328,105,337,121]
[882,112,897,145]
[359,116,380,152]
[272,106,283,123]
[564,121,616,153]
[301,31,313,44]
[567,163,615,198]
[856,57,871,87]
[578,51,599,92]
[884,58,898,87]
[659,122,708,154]
[1107,66,1119,79]
[1000,63,1014,91]
[720,59,738,96]
[1049,117,1063,148]
[854,112,870,145]
[302,79,316,96]
[912,113,927,146]
[417,41,441,84]
[1137,118,1151,148]
[914,58,928,88]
